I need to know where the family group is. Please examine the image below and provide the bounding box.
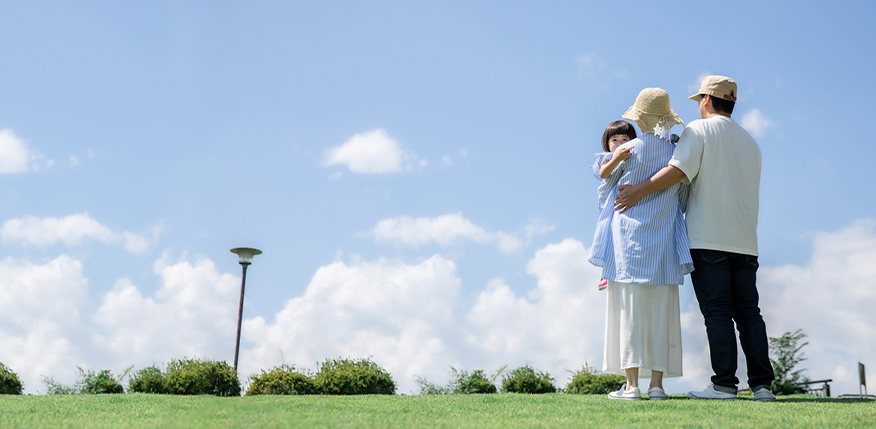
[589,76,775,402]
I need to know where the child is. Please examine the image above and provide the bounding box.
[592,120,636,291]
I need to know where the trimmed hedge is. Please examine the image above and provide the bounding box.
[165,358,240,396]
[246,365,317,396]
[315,358,395,395]
[128,358,240,396]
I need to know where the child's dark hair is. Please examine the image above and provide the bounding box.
[601,120,637,152]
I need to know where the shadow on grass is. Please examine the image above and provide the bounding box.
[775,397,875,403]
[664,394,874,403]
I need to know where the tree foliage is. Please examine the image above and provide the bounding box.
[0,362,23,395]
[769,329,809,395]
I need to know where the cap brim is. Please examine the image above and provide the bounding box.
[688,93,703,101]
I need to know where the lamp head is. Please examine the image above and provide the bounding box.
[230,247,262,265]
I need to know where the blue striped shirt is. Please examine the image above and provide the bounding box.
[588,134,693,285]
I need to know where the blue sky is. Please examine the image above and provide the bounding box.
[1,1,875,395]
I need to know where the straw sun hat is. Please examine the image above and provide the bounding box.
[622,88,683,134]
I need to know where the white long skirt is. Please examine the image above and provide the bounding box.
[602,280,683,378]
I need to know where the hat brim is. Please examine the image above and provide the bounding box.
[622,106,683,134]
[688,93,703,101]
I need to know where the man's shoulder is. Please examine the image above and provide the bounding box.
[686,116,750,136]
[687,116,728,129]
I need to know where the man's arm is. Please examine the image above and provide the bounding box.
[614,165,686,213]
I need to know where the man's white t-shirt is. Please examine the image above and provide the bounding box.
[668,115,761,256]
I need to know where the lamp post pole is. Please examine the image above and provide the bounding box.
[230,247,261,374]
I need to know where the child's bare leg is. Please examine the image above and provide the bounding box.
[649,370,664,390]
[624,368,639,390]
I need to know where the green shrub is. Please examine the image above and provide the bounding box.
[41,377,77,395]
[414,376,450,395]
[450,367,502,394]
[246,365,317,396]
[129,366,169,394]
[165,358,240,396]
[314,357,395,395]
[565,364,625,395]
[501,365,556,394]
[42,367,130,394]
[0,362,23,395]
[415,366,503,395]
[78,368,127,394]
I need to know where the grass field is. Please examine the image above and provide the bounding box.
[0,394,873,428]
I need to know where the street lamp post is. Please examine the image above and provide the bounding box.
[230,247,262,373]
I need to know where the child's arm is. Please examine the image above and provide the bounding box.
[599,147,631,178]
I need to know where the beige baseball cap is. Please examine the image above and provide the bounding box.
[689,75,737,102]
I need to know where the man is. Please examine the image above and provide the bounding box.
[613,76,776,402]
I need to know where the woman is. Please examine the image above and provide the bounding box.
[588,87,692,400]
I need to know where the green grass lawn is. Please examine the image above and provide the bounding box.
[0,394,873,428]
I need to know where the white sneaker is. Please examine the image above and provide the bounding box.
[688,383,737,400]
[608,385,642,400]
[647,386,668,401]
[752,387,776,402]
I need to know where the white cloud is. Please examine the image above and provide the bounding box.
[241,240,610,394]
[369,213,554,255]
[0,253,241,393]
[576,53,603,78]
[441,150,469,167]
[740,109,773,138]
[324,129,426,174]
[0,213,160,255]
[0,256,89,392]
[2,220,873,396]
[576,53,627,80]
[69,155,81,167]
[465,239,606,371]
[240,255,463,393]
[91,254,240,364]
[0,129,54,174]
[757,219,876,396]
[688,72,712,95]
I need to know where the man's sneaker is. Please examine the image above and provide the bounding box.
[688,383,737,400]
[608,385,641,400]
[752,386,776,402]
[598,279,608,291]
[647,386,668,401]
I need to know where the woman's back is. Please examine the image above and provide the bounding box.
[589,133,691,285]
